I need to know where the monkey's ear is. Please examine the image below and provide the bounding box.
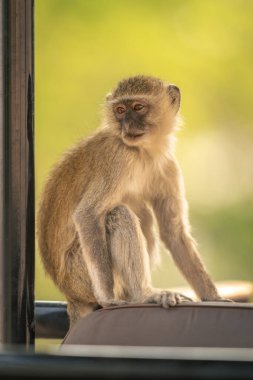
[106,92,113,102]
[167,84,181,112]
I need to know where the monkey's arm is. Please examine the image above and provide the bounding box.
[151,169,220,301]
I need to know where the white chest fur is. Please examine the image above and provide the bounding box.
[123,152,170,200]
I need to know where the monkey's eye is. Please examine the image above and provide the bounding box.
[133,103,144,111]
[116,106,126,114]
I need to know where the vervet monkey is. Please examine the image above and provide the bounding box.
[37,75,222,325]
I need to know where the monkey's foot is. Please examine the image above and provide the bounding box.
[219,298,234,302]
[145,290,192,308]
[99,299,128,308]
[202,297,233,302]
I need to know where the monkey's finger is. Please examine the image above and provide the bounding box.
[201,298,234,303]
[217,298,234,303]
[161,292,169,308]
[175,293,191,304]
[177,293,193,302]
[109,300,128,307]
[175,293,183,304]
[164,292,178,308]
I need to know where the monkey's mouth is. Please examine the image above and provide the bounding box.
[124,131,145,140]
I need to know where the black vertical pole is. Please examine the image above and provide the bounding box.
[0,0,34,346]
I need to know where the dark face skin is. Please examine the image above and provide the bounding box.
[113,98,150,141]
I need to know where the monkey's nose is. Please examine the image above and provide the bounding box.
[122,122,132,133]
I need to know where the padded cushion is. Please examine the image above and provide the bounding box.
[62,302,253,348]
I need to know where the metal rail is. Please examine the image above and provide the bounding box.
[0,348,253,379]
[0,0,34,345]
[35,301,68,339]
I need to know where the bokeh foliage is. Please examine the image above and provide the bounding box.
[35,0,253,301]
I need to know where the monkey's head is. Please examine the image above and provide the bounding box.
[105,75,181,148]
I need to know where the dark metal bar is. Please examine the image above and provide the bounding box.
[0,0,5,345]
[35,301,69,339]
[0,0,34,345]
[0,348,253,379]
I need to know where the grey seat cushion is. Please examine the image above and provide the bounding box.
[62,302,253,348]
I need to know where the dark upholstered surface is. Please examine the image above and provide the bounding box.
[62,303,253,348]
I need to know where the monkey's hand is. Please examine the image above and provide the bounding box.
[145,290,192,309]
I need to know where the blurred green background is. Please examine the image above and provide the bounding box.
[35,0,253,302]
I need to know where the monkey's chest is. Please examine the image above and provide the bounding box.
[122,163,155,201]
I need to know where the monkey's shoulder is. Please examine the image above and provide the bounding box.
[48,131,121,173]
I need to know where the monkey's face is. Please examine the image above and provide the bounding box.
[105,77,181,148]
[112,98,151,145]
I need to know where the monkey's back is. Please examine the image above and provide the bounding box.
[37,130,123,291]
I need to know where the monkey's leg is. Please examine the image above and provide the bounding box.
[105,205,186,308]
[67,300,96,328]
[74,206,129,307]
[105,205,153,302]
[58,242,101,326]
